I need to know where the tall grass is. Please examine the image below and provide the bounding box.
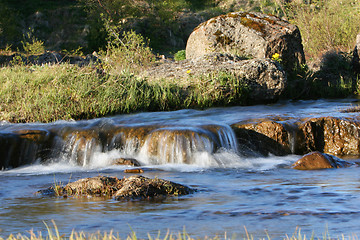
[0,221,356,240]
[0,64,249,123]
[285,0,360,59]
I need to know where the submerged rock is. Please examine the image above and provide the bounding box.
[186,11,305,75]
[292,151,354,170]
[37,175,194,200]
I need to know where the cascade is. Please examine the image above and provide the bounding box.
[0,122,240,169]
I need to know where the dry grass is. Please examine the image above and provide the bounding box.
[1,221,356,240]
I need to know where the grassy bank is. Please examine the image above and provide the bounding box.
[1,0,360,122]
[0,64,248,123]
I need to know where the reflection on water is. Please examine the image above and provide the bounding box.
[1,164,360,239]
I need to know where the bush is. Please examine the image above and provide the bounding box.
[174,50,186,61]
[100,15,155,74]
[21,29,45,55]
[287,0,360,59]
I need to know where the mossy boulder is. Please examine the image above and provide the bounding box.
[37,175,194,200]
[186,11,305,75]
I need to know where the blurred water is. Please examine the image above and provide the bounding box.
[1,99,360,238]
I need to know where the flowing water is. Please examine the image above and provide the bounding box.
[1,99,360,239]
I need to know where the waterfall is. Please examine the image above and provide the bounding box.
[52,123,240,167]
[0,122,240,169]
[137,125,239,165]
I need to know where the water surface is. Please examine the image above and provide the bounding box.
[1,99,360,239]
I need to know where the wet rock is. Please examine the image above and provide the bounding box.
[64,176,121,196]
[113,175,193,200]
[62,129,102,166]
[296,117,360,156]
[0,129,53,169]
[292,151,354,170]
[124,168,144,173]
[232,116,360,157]
[232,120,292,156]
[186,12,305,75]
[143,53,286,103]
[37,175,194,200]
[113,158,141,166]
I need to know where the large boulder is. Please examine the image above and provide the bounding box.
[352,32,360,74]
[186,12,305,75]
[292,151,354,170]
[143,53,287,103]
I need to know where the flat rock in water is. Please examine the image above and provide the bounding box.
[37,175,194,200]
[292,151,354,170]
[113,157,141,166]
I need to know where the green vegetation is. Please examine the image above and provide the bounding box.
[285,0,360,58]
[21,29,45,55]
[1,0,360,122]
[0,64,248,123]
[174,50,186,61]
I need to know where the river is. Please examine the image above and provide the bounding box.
[0,99,360,239]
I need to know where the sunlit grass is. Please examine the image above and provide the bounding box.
[0,64,249,123]
[0,221,357,240]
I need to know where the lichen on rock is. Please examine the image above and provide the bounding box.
[186,11,305,75]
[37,175,194,200]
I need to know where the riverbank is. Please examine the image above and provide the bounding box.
[1,0,359,123]
[0,63,251,123]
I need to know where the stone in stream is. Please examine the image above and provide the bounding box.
[0,129,53,169]
[296,117,360,156]
[37,175,194,200]
[231,116,360,157]
[232,120,292,156]
[291,151,354,170]
[113,157,141,166]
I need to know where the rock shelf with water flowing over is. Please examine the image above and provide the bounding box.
[1,100,360,170]
[3,100,360,239]
[0,121,240,169]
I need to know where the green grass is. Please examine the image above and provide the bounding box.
[0,64,249,123]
